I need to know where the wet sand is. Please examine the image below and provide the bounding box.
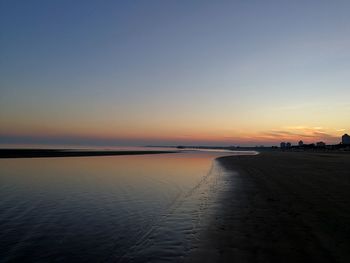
[0,149,177,158]
[190,152,350,263]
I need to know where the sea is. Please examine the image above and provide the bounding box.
[0,147,255,262]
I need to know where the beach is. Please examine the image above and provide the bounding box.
[190,152,350,262]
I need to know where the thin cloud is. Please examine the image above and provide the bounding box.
[256,126,342,144]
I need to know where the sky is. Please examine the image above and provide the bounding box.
[1,0,350,147]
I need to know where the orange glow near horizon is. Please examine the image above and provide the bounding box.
[1,91,349,146]
[0,122,346,146]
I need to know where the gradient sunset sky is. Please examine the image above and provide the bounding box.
[1,1,350,147]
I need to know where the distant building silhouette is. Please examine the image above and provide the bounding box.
[280,142,286,148]
[316,141,326,147]
[342,134,350,145]
[298,140,304,146]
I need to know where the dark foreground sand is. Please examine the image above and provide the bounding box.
[0,149,177,158]
[190,152,350,263]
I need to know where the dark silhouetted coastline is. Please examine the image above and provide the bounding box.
[0,149,178,158]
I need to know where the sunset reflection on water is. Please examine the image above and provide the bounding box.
[0,150,254,262]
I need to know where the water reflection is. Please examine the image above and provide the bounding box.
[0,150,254,262]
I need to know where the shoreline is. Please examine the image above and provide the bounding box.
[189,152,350,262]
[0,149,178,158]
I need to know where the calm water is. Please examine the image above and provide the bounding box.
[0,149,254,262]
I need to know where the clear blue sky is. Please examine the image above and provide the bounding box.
[1,1,350,146]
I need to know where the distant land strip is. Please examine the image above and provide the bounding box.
[0,149,178,158]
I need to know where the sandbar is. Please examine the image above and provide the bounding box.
[0,149,177,158]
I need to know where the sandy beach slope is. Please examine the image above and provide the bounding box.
[189,152,350,263]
